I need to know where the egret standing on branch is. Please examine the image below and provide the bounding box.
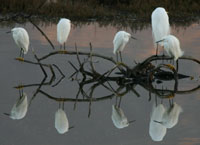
[113,31,136,62]
[57,18,71,50]
[8,27,30,59]
[151,7,170,55]
[156,35,184,70]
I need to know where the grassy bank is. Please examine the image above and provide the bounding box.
[0,0,200,22]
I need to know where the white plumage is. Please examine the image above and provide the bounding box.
[111,105,129,129]
[57,18,71,48]
[161,102,183,128]
[161,35,184,60]
[10,93,28,120]
[149,104,167,142]
[151,7,170,48]
[11,27,29,56]
[55,108,69,134]
[113,31,131,55]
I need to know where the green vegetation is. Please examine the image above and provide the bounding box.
[0,0,200,22]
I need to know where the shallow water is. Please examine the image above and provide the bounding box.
[0,21,200,145]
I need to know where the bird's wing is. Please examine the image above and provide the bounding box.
[57,20,71,44]
[55,109,69,133]
[113,33,124,54]
[152,10,170,43]
[14,30,29,53]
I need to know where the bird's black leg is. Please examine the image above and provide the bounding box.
[162,49,165,57]
[116,52,119,62]
[155,85,157,106]
[169,99,172,107]
[22,50,24,58]
[19,89,21,97]
[119,51,123,63]
[176,59,179,72]
[115,95,118,106]
[21,88,23,95]
[59,101,61,109]
[118,96,122,108]
[19,88,23,98]
[62,101,64,110]
[156,43,158,56]
[155,95,157,107]
[19,48,22,57]
[162,48,165,62]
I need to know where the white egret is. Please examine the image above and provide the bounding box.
[4,92,28,120]
[156,102,183,129]
[113,31,136,62]
[151,7,170,55]
[149,104,167,142]
[55,104,69,134]
[156,35,184,70]
[57,18,71,50]
[8,27,30,59]
[156,35,184,60]
[111,105,130,129]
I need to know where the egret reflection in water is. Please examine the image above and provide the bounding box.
[149,103,167,142]
[55,105,69,134]
[111,105,129,129]
[4,91,28,120]
[157,102,183,129]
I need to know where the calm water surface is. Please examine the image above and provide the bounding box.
[0,21,200,145]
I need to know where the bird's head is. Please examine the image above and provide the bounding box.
[11,28,17,32]
[6,28,18,34]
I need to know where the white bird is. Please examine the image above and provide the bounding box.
[57,18,71,50]
[55,108,69,134]
[151,7,170,55]
[9,27,30,58]
[5,92,28,120]
[149,104,167,142]
[111,105,134,129]
[157,35,184,61]
[113,31,136,62]
[159,102,183,129]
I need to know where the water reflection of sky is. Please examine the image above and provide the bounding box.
[0,21,200,145]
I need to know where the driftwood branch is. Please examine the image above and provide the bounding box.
[28,18,55,50]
